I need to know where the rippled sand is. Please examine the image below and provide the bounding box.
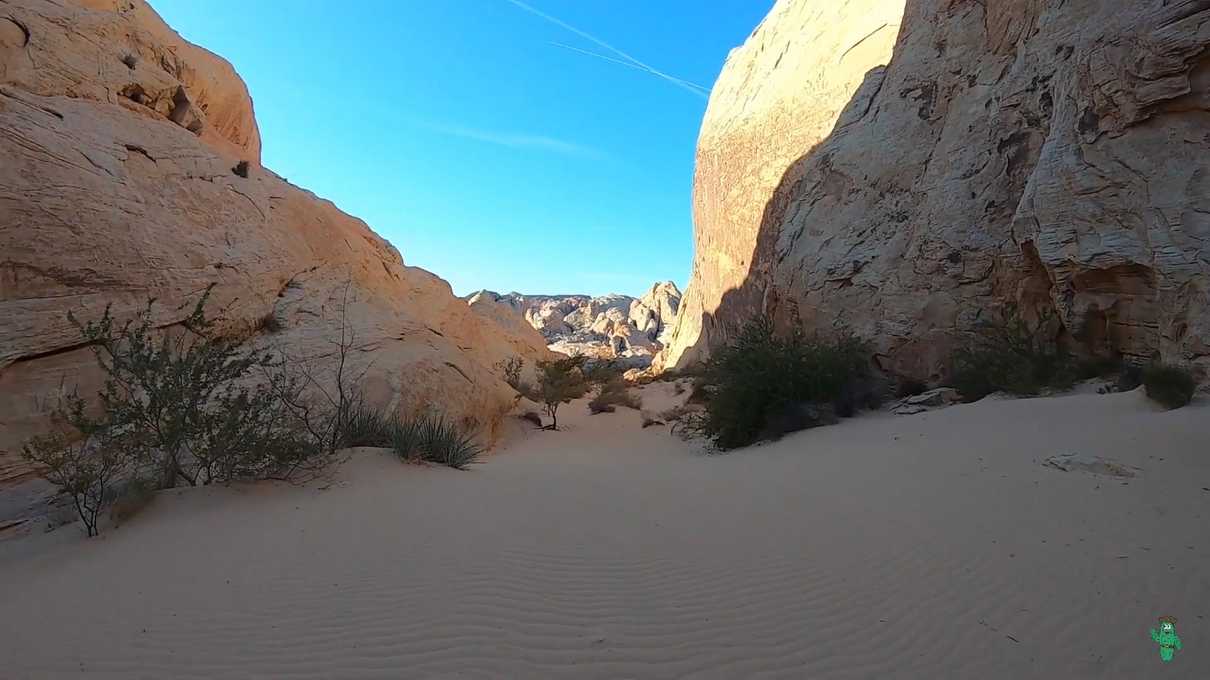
[2,384,1207,678]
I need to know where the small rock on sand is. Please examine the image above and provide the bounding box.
[1043,452,1139,478]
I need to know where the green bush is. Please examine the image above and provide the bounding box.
[61,288,322,489]
[1143,364,1196,409]
[951,309,1076,401]
[693,317,874,450]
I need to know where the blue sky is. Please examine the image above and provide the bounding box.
[153,0,771,297]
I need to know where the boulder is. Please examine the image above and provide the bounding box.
[629,281,681,344]
[892,387,962,414]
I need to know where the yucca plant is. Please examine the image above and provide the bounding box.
[417,416,482,470]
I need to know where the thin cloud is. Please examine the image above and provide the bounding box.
[504,0,708,98]
[423,122,605,159]
[548,42,709,95]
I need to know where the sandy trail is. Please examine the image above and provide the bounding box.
[1,384,1207,678]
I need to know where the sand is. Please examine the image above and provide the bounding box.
[1,383,1207,678]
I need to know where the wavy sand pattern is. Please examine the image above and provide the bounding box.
[1,385,1207,678]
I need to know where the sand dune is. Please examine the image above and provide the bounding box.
[1,384,1207,678]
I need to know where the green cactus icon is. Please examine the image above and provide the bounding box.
[1149,616,1182,663]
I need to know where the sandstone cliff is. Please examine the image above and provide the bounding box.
[661,0,1210,381]
[0,0,549,478]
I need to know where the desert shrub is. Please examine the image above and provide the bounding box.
[22,412,126,537]
[758,402,839,442]
[832,372,888,417]
[498,356,525,391]
[64,288,323,489]
[691,317,874,450]
[950,308,1076,401]
[582,359,624,386]
[109,477,156,527]
[518,410,543,427]
[588,378,642,414]
[895,377,928,399]
[416,416,482,469]
[254,312,284,334]
[1143,363,1196,410]
[1116,362,1144,392]
[686,378,712,405]
[665,406,708,441]
[1073,356,1120,381]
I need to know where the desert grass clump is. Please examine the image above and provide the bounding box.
[587,377,642,414]
[1142,363,1196,410]
[108,477,156,527]
[950,308,1076,401]
[338,401,395,448]
[416,416,482,470]
[691,317,874,450]
[254,312,284,334]
[337,404,480,470]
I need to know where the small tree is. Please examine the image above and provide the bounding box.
[22,394,126,537]
[529,356,590,430]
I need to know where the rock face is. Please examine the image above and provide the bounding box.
[469,282,682,368]
[0,0,550,472]
[661,0,1210,380]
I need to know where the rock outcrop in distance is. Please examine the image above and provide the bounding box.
[659,0,1210,381]
[0,0,550,478]
[468,282,682,369]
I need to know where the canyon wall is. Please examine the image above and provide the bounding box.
[0,0,549,479]
[661,0,1210,381]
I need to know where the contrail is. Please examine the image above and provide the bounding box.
[548,42,709,94]
[503,0,708,98]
